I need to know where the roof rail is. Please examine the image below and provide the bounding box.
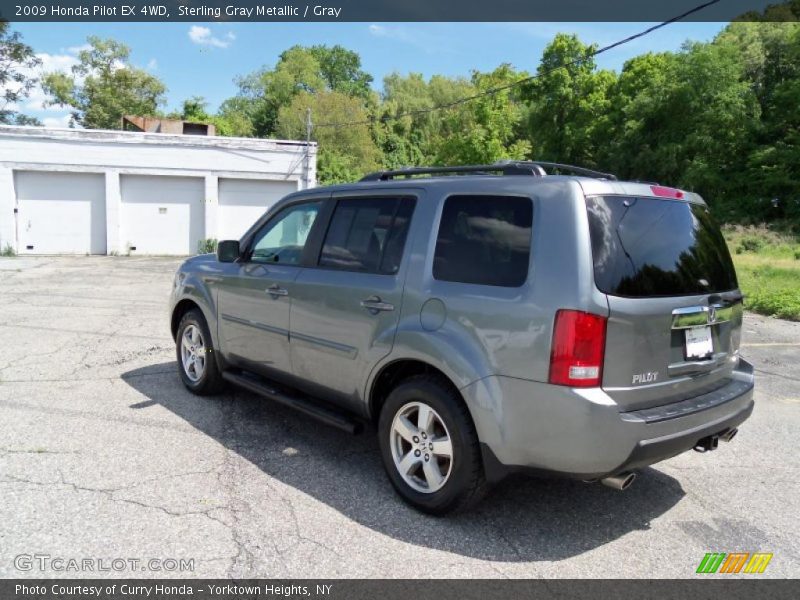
[359,160,616,182]
[521,161,618,181]
[359,162,546,182]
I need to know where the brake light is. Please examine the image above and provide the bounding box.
[650,185,684,199]
[549,310,607,387]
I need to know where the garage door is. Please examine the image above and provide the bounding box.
[120,175,204,255]
[218,179,297,240]
[16,171,106,255]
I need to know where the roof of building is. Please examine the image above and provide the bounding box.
[0,124,316,153]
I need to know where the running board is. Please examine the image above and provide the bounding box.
[221,371,363,435]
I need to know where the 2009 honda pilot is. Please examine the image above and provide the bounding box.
[169,161,754,514]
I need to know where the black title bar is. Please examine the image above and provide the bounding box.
[0,0,794,22]
[4,579,800,600]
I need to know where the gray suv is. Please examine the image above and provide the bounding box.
[169,162,754,514]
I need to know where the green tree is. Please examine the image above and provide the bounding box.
[375,72,474,167]
[309,45,373,99]
[0,22,42,125]
[42,37,167,129]
[738,24,800,219]
[601,51,676,177]
[605,41,759,217]
[175,96,210,121]
[221,44,373,138]
[521,33,616,168]
[215,96,256,137]
[276,90,381,184]
[432,65,531,165]
[712,18,800,220]
[166,95,254,138]
[11,113,42,126]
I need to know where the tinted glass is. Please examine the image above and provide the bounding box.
[320,197,415,274]
[250,201,321,265]
[380,199,416,274]
[586,196,738,297]
[433,195,533,287]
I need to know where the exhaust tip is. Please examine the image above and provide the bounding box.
[721,428,738,443]
[601,472,636,491]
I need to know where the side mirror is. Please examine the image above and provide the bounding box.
[217,240,241,263]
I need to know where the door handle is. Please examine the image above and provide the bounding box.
[266,284,289,297]
[360,296,394,314]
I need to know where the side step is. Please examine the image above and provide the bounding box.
[222,371,363,435]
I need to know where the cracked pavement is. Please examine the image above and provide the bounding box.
[0,256,798,578]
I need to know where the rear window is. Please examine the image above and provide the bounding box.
[434,195,532,287]
[586,196,737,297]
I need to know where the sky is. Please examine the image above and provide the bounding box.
[11,21,728,128]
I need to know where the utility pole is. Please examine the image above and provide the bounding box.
[304,107,313,189]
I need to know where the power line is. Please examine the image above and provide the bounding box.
[314,0,721,130]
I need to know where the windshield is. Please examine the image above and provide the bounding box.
[586,195,738,297]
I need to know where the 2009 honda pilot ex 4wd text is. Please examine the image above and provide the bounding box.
[169,161,754,515]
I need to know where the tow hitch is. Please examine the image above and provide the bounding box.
[694,435,719,452]
[694,428,738,453]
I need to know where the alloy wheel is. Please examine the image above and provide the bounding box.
[389,401,453,493]
[180,324,206,382]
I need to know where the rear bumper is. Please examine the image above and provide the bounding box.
[607,394,752,475]
[462,359,755,481]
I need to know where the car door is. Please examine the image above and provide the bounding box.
[217,199,325,378]
[289,192,418,413]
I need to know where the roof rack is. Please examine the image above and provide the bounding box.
[359,160,617,182]
[527,161,618,181]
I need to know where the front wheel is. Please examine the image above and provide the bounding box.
[175,309,225,395]
[378,375,487,515]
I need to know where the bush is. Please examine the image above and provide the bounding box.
[1,243,16,257]
[737,236,765,253]
[197,238,218,254]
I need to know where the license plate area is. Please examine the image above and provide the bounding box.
[685,326,713,359]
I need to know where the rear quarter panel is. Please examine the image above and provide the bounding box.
[365,177,609,404]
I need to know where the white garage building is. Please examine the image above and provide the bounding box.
[0,125,317,255]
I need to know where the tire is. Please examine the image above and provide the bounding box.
[378,374,487,515]
[175,308,225,395]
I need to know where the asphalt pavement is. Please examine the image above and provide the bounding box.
[0,256,798,578]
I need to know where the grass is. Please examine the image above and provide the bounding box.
[724,225,800,321]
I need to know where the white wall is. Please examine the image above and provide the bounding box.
[0,126,315,255]
[0,167,16,252]
[218,178,298,240]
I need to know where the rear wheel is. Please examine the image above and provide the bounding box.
[378,375,487,515]
[176,309,225,395]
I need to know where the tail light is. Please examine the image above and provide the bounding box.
[548,310,607,387]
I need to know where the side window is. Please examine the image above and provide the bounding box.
[319,197,416,274]
[433,195,533,287]
[249,201,321,265]
[380,199,416,274]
